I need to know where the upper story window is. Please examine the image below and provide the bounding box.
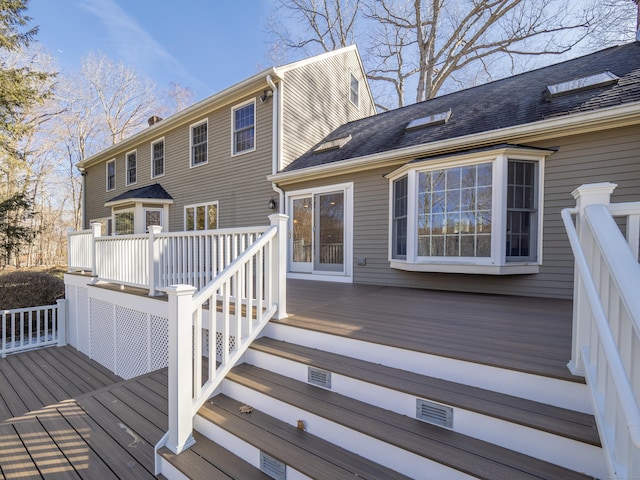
[151,138,165,178]
[349,73,359,107]
[106,159,116,191]
[388,146,550,275]
[191,120,208,166]
[185,201,218,231]
[233,101,255,155]
[126,150,137,186]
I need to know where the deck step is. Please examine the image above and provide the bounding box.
[248,337,600,446]
[158,431,271,479]
[198,394,413,480]
[221,363,595,480]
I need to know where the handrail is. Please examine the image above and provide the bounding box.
[562,206,640,450]
[190,225,278,414]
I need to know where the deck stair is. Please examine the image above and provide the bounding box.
[160,323,606,479]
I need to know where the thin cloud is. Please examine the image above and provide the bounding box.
[79,0,209,93]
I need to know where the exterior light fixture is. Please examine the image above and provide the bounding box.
[268,198,278,210]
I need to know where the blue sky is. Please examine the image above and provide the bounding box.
[28,0,276,101]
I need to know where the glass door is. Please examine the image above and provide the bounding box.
[290,196,313,273]
[289,191,345,274]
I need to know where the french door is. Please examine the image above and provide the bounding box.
[289,190,345,274]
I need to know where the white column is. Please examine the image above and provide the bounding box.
[269,213,288,319]
[165,284,197,454]
[90,222,102,278]
[148,225,163,296]
[568,182,617,375]
[56,299,67,347]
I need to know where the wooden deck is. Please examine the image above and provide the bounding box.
[0,346,167,479]
[282,280,577,381]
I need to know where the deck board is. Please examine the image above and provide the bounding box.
[282,280,578,381]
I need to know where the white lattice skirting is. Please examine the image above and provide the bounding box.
[65,275,169,380]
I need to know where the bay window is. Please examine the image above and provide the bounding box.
[389,146,550,274]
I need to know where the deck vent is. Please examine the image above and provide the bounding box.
[416,398,453,429]
[308,366,332,389]
[260,451,286,480]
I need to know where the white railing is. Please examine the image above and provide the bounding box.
[1,300,67,357]
[160,213,287,456]
[562,183,640,479]
[67,223,268,295]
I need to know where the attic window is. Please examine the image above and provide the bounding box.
[314,135,352,153]
[546,71,619,97]
[406,110,451,130]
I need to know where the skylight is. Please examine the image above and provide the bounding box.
[546,71,619,97]
[314,135,352,153]
[406,110,451,130]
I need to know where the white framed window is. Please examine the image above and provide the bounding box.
[349,73,359,107]
[184,202,218,231]
[126,150,137,186]
[144,208,163,231]
[232,100,255,155]
[106,159,116,191]
[388,146,549,275]
[90,217,112,236]
[151,138,165,178]
[190,119,208,167]
[114,209,134,235]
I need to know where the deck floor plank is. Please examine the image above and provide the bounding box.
[0,423,40,479]
[0,365,33,419]
[4,355,59,409]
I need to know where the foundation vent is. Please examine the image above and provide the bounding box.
[416,398,453,428]
[307,366,332,389]
[260,451,286,480]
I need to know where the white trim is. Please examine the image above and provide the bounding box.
[285,182,354,281]
[189,118,208,168]
[104,197,174,208]
[106,158,116,192]
[387,148,548,273]
[183,201,219,231]
[125,149,137,186]
[231,98,256,156]
[150,137,165,179]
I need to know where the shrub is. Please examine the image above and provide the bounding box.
[0,270,65,310]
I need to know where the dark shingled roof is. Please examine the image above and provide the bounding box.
[285,42,640,172]
[106,183,172,203]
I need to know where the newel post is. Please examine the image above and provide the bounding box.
[568,182,617,375]
[148,225,163,296]
[90,222,102,278]
[165,284,197,454]
[56,299,68,347]
[269,213,288,319]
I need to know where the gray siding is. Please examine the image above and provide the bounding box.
[281,49,376,168]
[282,124,640,299]
[85,93,276,231]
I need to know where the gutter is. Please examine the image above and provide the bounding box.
[268,100,640,185]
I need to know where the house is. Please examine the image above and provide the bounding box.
[77,46,376,236]
[270,41,640,297]
[4,41,636,479]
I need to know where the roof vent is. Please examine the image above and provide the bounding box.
[148,115,163,126]
[416,398,453,429]
[308,366,332,389]
[406,109,451,131]
[260,451,286,480]
[314,135,351,153]
[546,71,619,97]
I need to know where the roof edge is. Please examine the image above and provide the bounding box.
[269,100,640,185]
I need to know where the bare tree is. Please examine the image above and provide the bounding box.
[268,0,361,60]
[81,53,159,145]
[269,0,636,107]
